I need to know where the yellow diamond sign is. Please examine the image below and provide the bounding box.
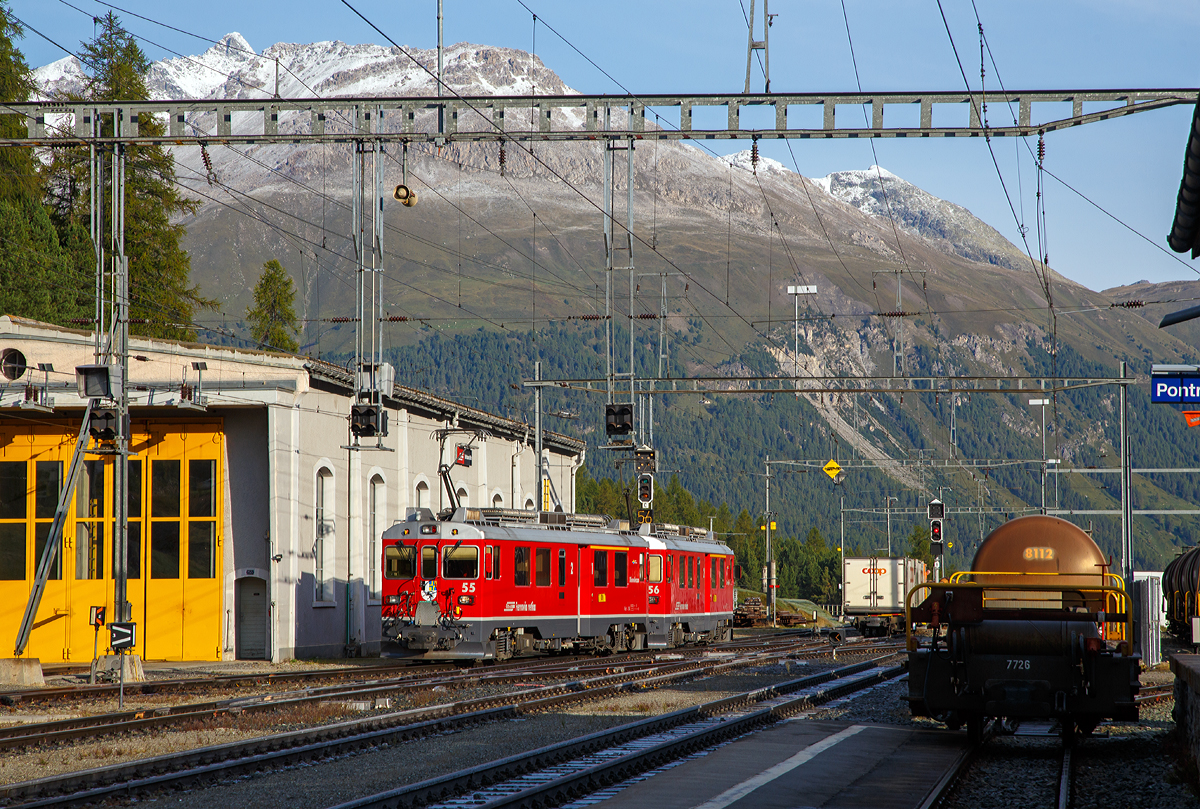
[823,459,842,481]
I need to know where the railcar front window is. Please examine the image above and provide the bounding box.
[535,548,551,586]
[421,546,437,579]
[385,545,416,579]
[615,552,628,587]
[443,545,479,579]
[594,549,608,587]
[514,546,530,586]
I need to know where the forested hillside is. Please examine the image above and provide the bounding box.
[371,322,1200,577]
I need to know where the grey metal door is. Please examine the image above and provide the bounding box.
[236,577,268,659]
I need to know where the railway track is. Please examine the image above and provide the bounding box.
[4,627,829,708]
[323,657,906,809]
[3,635,891,753]
[0,662,443,706]
[920,721,1083,809]
[0,639,899,807]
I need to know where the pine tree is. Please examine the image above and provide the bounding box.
[246,259,300,352]
[43,12,213,340]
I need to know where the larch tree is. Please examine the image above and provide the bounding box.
[0,1,91,325]
[246,259,300,353]
[43,12,213,340]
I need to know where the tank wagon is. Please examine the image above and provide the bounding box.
[1164,546,1200,641]
[906,515,1140,740]
[380,493,735,661]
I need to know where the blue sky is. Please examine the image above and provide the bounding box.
[9,0,1200,293]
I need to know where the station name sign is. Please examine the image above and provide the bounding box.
[1151,365,1200,403]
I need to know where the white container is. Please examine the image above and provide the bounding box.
[842,556,928,617]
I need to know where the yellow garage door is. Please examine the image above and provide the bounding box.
[0,419,224,662]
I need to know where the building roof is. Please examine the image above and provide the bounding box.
[1,316,584,456]
[305,358,583,454]
[1168,96,1200,258]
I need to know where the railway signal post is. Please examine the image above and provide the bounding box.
[928,499,945,580]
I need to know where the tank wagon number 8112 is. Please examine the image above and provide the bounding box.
[907,515,1140,741]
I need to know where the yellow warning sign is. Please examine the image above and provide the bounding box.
[823,460,843,481]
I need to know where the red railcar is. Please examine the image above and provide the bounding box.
[381,506,735,660]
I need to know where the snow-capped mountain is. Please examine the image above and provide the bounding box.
[31,56,88,100]
[30,33,1085,345]
[816,165,1031,271]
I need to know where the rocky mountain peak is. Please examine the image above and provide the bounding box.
[816,165,1030,271]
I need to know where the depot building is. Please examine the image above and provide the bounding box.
[0,316,583,663]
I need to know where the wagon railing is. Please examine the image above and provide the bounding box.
[904,577,1133,653]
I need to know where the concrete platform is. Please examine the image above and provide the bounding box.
[1169,654,1200,780]
[595,719,967,809]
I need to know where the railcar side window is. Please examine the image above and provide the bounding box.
[647,554,662,584]
[493,545,502,580]
[688,556,694,589]
[443,545,479,579]
[484,545,492,579]
[514,546,530,586]
[614,552,628,587]
[720,558,726,588]
[712,559,718,589]
[421,546,437,579]
[666,554,672,583]
[558,549,566,587]
[385,545,416,579]
[594,549,608,587]
[535,548,551,586]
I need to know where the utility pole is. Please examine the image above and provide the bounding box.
[788,285,815,396]
[839,494,845,617]
[536,360,543,511]
[743,0,773,93]
[436,0,444,140]
[601,106,635,441]
[764,455,774,625]
[886,496,898,556]
[1120,362,1133,590]
[1029,398,1048,513]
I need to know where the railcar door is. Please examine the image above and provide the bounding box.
[419,542,439,608]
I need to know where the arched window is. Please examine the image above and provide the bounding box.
[524,497,535,511]
[415,480,430,509]
[315,467,334,602]
[369,474,385,600]
[456,487,468,507]
[492,493,503,508]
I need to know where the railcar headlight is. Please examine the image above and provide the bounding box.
[384,595,401,605]
[458,595,475,605]
[649,595,659,605]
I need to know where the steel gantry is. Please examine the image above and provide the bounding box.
[5,89,1196,147]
